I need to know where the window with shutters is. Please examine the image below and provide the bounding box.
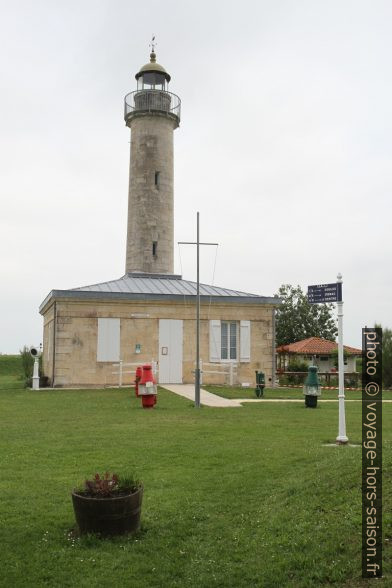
[221,321,237,360]
[209,320,250,363]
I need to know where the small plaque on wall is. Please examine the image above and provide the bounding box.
[161,347,168,355]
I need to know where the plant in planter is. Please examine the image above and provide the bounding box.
[72,472,143,537]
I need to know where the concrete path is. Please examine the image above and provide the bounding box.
[161,386,392,407]
[240,398,392,403]
[240,398,303,403]
[162,384,242,407]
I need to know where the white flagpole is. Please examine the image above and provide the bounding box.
[336,273,348,444]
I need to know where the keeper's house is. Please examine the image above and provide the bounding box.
[39,49,280,387]
[40,275,278,387]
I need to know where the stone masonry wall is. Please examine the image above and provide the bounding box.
[41,298,275,388]
[125,114,176,274]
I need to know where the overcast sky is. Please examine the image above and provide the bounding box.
[1,0,391,353]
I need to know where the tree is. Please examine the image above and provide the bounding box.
[275,284,338,347]
[330,347,349,368]
[375,324,392,389]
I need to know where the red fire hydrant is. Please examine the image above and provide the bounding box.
[136,364,157,408]
[134,366,142,397]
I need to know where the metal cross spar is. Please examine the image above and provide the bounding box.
[178,212,218,408]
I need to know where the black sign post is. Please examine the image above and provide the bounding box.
[307,282,342,304]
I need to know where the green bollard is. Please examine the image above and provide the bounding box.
[303,366,321,408]
[255,370,265,398]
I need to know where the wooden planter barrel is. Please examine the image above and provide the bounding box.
[72,486,143,536]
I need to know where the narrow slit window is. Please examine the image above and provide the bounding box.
[155,171,160,187]
[152,241,158,257]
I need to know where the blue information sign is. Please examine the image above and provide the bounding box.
[307,282,342,304]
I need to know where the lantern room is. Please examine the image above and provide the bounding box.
[124,49,181,127]
[135,51,171,91]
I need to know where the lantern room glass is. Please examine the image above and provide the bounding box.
[137,72,167,91]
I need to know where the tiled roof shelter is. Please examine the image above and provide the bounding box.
[276,337,361,356]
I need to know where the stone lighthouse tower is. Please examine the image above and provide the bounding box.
[124,47,181,275]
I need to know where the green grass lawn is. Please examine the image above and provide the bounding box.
[0,354,22,374]
[0,354,24,390]
[205,385,392,402]
[0,374,391,586]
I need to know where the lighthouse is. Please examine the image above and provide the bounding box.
[124,47,181,275]
[39,46,279,389]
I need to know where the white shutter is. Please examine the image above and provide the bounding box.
[209,320,221,362]
[240,320,251,362]
[97,318,120,362]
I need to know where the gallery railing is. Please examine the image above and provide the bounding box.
[124,90,181,124]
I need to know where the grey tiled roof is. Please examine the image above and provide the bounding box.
[73,273,261,297]
[39,273,280,312]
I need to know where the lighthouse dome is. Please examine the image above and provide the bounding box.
[135,52,171,82]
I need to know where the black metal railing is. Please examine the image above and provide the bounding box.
[124,90,181,122]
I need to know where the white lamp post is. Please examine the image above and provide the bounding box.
[30,346,40,390]
[32,357,40,390]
